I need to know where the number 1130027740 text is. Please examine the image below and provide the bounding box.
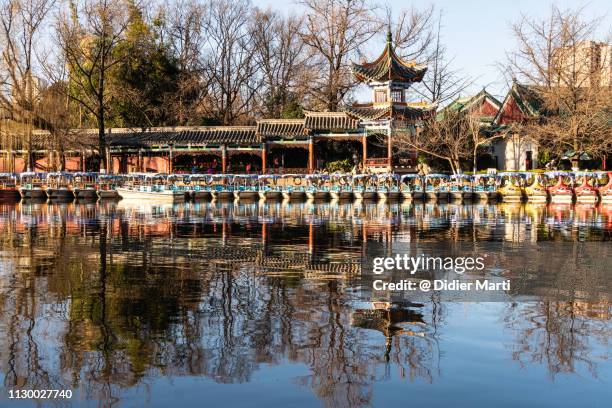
[7,389,73,399]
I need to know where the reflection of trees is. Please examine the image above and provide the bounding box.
[505,300,610,379]
[0,203,68,400]
[0,200,611,407]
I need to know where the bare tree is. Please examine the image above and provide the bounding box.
[505,5,611,168]
[466,113,504,173]
[299,0,382,111]
[37,81,88,171]
[395,109,474,174]
[387,5,434,63]
[54,0,129,172]
[251,9,307,118]
[200,0,261,125]
[158,0,206,124]
[0,0,56,171]
[400,10,472,105]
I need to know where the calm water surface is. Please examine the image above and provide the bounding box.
[0,200,610,407]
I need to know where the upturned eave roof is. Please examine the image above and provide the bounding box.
[345,102,436,121]
[351,33,427,83]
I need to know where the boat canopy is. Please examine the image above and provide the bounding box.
[0,173,17,177]
[19,172,46,179]
[424,173,449,179]
[544,171,573,178]
[98,174,122,180]
[400,174,421,181]
[498,172,527,177]
[167,174,191,182]
[71,172,98,178]
[472,173,496,179]
[47,172,74,178]
[450,174,472,179]
[258,174,279,180]
[377,173,399,179]
[572,171,600,177]
[144,173,168,180]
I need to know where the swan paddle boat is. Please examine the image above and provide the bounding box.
[524,173,548,203]
[472,174,498,201]
[573,172,599,204]
[545,171,574,204]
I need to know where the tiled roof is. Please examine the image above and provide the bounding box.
[439,89,502,123]
[346,103,435,121]
[108,127,260,146]
[257,119,306,138]
[510,83,544,117]
[28,130,96,150]
[351,33,427,83]
[304,111,360,132]
[443,89,502,114]
[493,82,545,124]
[173,127,259,144]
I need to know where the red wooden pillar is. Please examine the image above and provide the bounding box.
[387,132,392,169]
[169,145,174,174]
[362,134,367,168]
[308,137,314,173]
[261,144,267,174]
[221,146,227,174]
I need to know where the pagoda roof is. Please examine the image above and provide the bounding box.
[345,102,435,121]
[351,32,427,83]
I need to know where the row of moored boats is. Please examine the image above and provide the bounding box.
[1,171,611,204]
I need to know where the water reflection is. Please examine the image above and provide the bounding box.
[0,200,610,407]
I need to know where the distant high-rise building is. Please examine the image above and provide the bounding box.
[553,40,611,87]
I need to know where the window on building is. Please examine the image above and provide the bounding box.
[391,89,404,102]
[375,90,387,103]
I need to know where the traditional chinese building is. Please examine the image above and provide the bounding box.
[0,32,435,174]
[490,81,542,171]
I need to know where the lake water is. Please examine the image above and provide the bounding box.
[0,200,610,407]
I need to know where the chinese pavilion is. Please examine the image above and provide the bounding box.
[0,32,435,174]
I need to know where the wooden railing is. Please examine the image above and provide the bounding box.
[365,158,390,166]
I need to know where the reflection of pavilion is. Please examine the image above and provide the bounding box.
[351,303,426,361]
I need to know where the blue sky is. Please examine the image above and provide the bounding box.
[254,0,611,100]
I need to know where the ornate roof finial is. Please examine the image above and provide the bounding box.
[386,25,392,44]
